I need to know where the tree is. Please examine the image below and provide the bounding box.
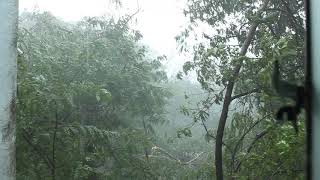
[177,0,305,179]
[17,12,170,179]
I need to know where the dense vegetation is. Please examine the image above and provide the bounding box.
[17,0,306,179]
[176,0,306,179]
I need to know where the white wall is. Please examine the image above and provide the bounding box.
[0,0,18,179]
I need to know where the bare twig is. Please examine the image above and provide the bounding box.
[122,0,141,25]
[151,146,205,165]
[184,152,204,164]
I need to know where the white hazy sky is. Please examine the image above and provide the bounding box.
[19,0,192,78]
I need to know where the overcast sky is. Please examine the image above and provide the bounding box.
[19,0,192,78]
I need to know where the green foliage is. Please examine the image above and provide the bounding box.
[177,0,306,178]
[16,0,307,178]
[17,11,171,180]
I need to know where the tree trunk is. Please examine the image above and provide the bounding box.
[0,0,18,179]
[142,118,149,160]
[214,1,269,179]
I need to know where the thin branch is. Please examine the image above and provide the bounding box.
[231,88,260,101]
[247,130,269,153]
[152,146,181,163]
[151,146,205,165]
[265,8,287,13]
[230,115,269,172]
[267,162,284,180]
[185,91,210,97]
[280,0,303,26]
[203,33,213,41]
[22,129,54,171]
[184,152,205,164]
[201,119,232,152]
[232,115,269,155]
[122,0,141,25]
[234,129,270,172]
[137,155,179,162]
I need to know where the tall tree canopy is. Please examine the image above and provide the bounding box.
[17,12,171,179]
